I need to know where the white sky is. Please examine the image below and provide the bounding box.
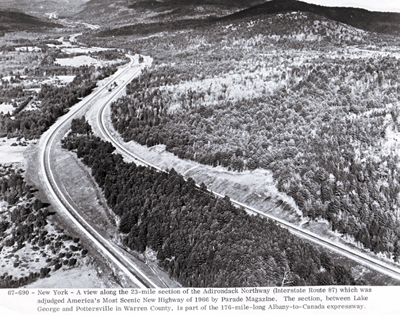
[301,0,400,13]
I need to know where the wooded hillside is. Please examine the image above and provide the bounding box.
[107,12,400,260]
[62,117,359,287]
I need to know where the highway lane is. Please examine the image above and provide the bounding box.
[97,83,400,283]
[97,59,163,172]
[40,55,160,288]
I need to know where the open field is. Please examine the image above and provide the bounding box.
[0,104,15,115]
[55,55,125,67]
[0,139,29,165]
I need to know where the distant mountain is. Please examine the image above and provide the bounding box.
[1,0,266,30]
[0,10,62,32]
[222,0,400,35]
[5,0,400,36]
[74,0,267,26]
[128,0,267,9]
[0,0,89,19]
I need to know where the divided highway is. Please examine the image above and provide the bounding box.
[41,49,400,286]
[40,56,160,288]
[96,81,400,283]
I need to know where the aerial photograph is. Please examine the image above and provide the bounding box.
[1,0,400,290]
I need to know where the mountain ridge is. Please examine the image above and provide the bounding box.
[222,0,400,35]
[0,10,62,32]
[0,0,89,19]
[74,0,267,26]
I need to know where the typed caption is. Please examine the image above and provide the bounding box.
[1,286,393,314]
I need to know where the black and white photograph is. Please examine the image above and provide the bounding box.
[0,0,400,313]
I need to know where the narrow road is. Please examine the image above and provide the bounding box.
[97,86,400,283]
[40,55,160,288]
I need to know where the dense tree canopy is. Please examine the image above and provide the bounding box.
[62,118,360,287]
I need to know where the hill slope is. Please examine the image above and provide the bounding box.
[74,0,267,27]
[94,0,400,38]
[0,0,89,19]
[0,10,62,32]
[223,0,400,35]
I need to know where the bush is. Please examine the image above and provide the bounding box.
[70,245,79,252]
[39,267,50,278]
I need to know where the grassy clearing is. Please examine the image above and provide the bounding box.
[55,55,120,67]
[0,103,14,114]
[0,137,32,165]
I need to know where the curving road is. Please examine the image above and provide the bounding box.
[40,55,161,288]
[96,81,400,283]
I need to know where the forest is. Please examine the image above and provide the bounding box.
[61,117,360,287]
[105,11,400,261]
[0,166,88,288]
